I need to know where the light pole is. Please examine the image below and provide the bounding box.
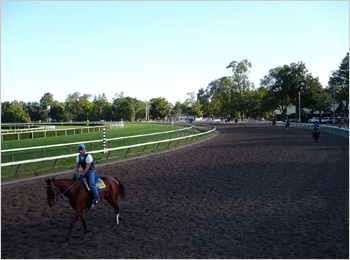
[145,101,149,121]
[47,106,51,123]
[298,91,301,123]
[332,85,336,125]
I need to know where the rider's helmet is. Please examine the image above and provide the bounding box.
[78,144,86,150]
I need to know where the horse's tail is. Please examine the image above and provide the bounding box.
[115,177,125,199]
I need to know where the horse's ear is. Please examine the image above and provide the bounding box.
[45,178,51,184]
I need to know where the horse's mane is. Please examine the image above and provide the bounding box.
[52,176,74,182]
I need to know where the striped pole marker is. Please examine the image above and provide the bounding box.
[103,128,106,154]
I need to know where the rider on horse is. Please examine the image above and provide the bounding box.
[73,144,100,204]
[312,121,320,143]
[313,121,320,129]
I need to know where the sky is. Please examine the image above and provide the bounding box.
[1,1,349,106]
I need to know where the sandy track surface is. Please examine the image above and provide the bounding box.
[1,125,348,258]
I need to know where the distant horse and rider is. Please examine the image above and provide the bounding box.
[272,118,276,127]
[285,118,290,130]
[312,121,320,144]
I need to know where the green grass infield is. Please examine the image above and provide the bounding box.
[1,124,214,180]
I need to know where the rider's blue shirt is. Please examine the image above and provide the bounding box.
[314,123,320,128]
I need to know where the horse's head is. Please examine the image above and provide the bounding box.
[46,178,57,207]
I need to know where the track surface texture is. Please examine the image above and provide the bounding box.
[1,125,349,259]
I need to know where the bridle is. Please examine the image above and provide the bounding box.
[47,178,80,203]
[47,181,63,203]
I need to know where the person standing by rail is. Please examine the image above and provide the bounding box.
[72,144,100,205]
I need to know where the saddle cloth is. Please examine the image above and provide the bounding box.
[82,175,106,193]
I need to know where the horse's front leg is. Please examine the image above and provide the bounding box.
[81,214,88,234]
[64,209,83,245]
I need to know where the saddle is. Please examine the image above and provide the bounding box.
[81,175,106,193]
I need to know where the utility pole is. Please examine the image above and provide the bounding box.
[332,85,336,125]
[298,91,301,123]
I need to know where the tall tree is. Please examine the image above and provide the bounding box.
[226,59,254,119]
[50,102,66,122]
[113,97,136,122]
[171,101,183,119]
[93,93,110,120]
[208,77,232,119]
[328,52,349,108]
[40,93,54,109]
[65,92,80,121]
[149,97,172,120]
[197,88,213,118]
[183,92,203,119]
[260,62,310,121]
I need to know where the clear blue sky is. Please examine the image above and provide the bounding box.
[1,1,349,105]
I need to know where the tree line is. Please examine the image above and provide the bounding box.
[2,52,348,123]
[1,91,200,123]
[198,52,348,121]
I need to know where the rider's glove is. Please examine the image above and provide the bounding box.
[72,174,77,180]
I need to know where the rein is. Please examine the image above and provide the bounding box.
[49,179,80,202]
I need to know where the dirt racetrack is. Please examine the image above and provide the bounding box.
[1,124,349,259]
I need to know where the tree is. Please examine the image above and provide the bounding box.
[40,93,54,109]
[23,102,47,122]
[226,59,254,119]
[208,77,232,119]
[182,92,202,119]
[197,88,214,118]
[171,101,183,119]
[260,62,309,121]
[134,101,146,120]
[226,59,254,95]
[50,102,66,122]
[113,97,136,122]
[112,92,125,102]
[1,101,30,123]
[328,52,349,108]
[188,101,202,119]
[243,88,271,119]
[65,92,93,121]
[309,89,332,122]
[65,92,80,121]
[149,97,172,120]
[93,93,109,120]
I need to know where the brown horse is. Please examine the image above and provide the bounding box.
[46,176,125,244]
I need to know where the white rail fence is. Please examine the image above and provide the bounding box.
[1,125,216,176]
[1,123,124,141]
[207,120,349,138]
[1,125,194,156]
[1,126,56,133]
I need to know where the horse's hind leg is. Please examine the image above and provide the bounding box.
[106,196,120,225]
